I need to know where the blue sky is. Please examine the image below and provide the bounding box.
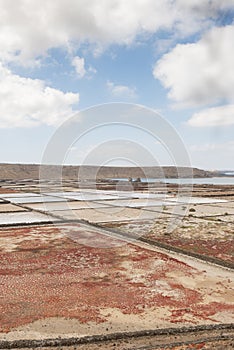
[0,0,234,170]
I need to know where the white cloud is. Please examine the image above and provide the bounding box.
[71,56,96,79]
[188,104,234,127]
[107,81,137,99]
[0,64,79,128]
[71,56,86,78]
[0,0,233,65]
[154,25,234,107]
[172,0,234,36]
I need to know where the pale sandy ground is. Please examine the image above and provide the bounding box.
[149,216,234,240]
[177,203,234,217]
[141,203,234,217]
[0,230,65,252]
[24,200,111,211]
[209,201,234,208]
[211,215,234,223]
[105,215,234,241]
[49,207,158,222]
[0,203,28,212]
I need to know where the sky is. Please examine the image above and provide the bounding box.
[0,0,234,170]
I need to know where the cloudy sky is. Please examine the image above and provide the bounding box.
[0,0,234,170]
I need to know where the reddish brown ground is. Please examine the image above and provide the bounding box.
[161,335,234,350]
[0,188,20,194]
[149,237,234,264]
[0,224,233,333]
[155,343,233,350]
[102,220,234,264]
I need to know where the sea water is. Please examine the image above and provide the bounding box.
[112,177,234,185]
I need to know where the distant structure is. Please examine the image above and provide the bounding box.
[128,177,141,183]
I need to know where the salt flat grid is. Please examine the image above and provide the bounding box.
[43,191,92,196]
[0,193,41,198]
[24,201,113,211]
[49,207,158,223]
[44,192,136,201]
[0,183,234,339]
[0,187,232,227]
[95,199,178,208]
[3,196,68,204]
[43,189,170,199]
[165,196,227,204]
[43,191,122,200]
[140,205,189,216]
[0,212,59,225]
[73,189,170,198]
[129,192,170,199]
[60,193,122,201]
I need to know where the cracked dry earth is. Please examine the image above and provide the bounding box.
[0,223,233,343]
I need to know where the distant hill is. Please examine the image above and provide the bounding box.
[0,163,215,181]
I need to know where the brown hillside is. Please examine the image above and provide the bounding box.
[0,163,214,181]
